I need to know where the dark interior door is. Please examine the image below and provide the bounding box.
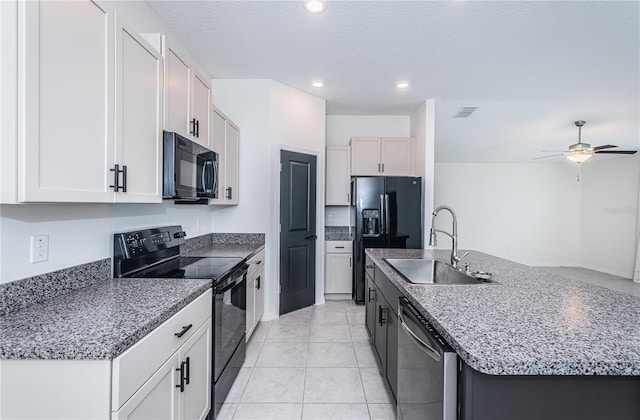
[279,150,317,315]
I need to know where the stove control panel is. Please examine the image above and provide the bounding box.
[114,225,187,261]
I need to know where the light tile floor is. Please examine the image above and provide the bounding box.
[218,300,396,420]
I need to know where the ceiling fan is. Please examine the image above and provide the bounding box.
[534,120,638,163]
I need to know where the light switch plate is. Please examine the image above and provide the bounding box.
[31,235,49,263]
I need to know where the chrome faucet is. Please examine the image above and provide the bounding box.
[428,205,467,268]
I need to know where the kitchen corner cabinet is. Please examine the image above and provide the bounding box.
[326,147,351,205]
[246,249,266,340]
[209,107,239,205]
[14,0,162,203]
[325,241,353,294]
[365,256,401,402]
[350,137,413,176]
[148,33,211,148]
[0,289,212,420]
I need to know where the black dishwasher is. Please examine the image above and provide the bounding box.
[397,297,458,420]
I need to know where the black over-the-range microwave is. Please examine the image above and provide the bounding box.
[163,131,219,201]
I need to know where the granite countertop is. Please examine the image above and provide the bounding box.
[0,278,212,360]
[325,226,353,241]
[366,248,640,376]
[183,243,264,259]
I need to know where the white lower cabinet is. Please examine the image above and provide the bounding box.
[0,290,212,420]
[325,241,353,295]
[246,249,265,340]
[113,318,212,420]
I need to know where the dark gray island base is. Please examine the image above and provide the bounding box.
[365,249,640,420]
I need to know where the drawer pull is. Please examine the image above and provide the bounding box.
[174,324,193,338]
[335,246,345,249]
[365,264,373,269]
[256,260,262,265]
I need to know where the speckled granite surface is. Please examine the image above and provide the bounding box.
[0,259,111,316]
[0,277,211,360]
[325,226,352,241]
[182,233,265,259]
[366,248,640,376]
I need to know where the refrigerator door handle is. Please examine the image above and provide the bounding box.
[384,194,390,235]
[379,194,385,236]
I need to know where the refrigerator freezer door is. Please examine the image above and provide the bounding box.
[385,177,422,249]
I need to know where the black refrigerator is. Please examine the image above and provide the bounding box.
[351,176,423,304]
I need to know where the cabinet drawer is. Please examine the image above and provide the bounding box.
[112,289,212,410]
[326,241,352,253]
[247,248,265,278]
[365,255,375,280]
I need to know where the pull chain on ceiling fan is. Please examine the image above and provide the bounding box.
[534,120,637,163]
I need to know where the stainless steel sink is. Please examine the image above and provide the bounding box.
[384,258,490,285]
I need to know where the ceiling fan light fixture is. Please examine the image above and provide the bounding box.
[565,152,593,164]
[304,0,327,14]
[311,80,324,88]
[396,81,409,89]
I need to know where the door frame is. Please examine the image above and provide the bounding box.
[270,145,325,318]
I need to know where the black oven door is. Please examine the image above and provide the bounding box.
[214,265,247,381]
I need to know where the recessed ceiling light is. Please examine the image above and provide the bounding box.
[304,0,327,14]
[311,80,324,88]
[396,81,409,89]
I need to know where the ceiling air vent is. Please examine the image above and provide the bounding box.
[453,106,478,118]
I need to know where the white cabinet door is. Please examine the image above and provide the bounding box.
[191,71,211,147]
[209,108,239,206]
[209,108,226,204]
[19,0,115,202]
[380,137,411,176]
[246,275,256,339]
[114,16,162,203]
[325,253,353,294]
[164,44,191,138]
[113,353,179,420]
[326,147,350,205]
[350,137,380,176]
[254,270,264,328]
[224,122,239,204]
[179,319,212,420]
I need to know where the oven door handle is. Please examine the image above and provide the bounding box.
[398,305,442,362]
[216,268,248,293]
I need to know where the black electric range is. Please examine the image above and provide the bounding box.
[113,225,247,420]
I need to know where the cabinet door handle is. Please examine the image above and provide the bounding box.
[365,264,373,269]
[256,275,261,290]
[174,324,193,338]
[378,306,387,326]
[195,119,200,137]
[349,257,352,268]
[110,164,126,192]
[121,165,127,192]
[381,163,385,173]
[368,288,375,302]
[226,186,232,200]
[176,362,185,392]
[184,357,190,385]
[190,118,197,136]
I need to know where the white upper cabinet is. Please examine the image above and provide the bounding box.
[209,107,239,205]
[326,146,351,205]
[156,35,211,147]
[19,0,115,202]
[350,137,413,176]
[114,16,163,203]
[15,1,162,203]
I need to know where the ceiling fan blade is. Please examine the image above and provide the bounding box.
[594,150,637,154]
[592,144,617,151]
[532,154,564,160]
[540,149,567,153]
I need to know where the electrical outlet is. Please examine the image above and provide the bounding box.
[327,214,334,225]
[31,235,49,263]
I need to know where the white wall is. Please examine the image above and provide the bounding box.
[326,115,410,147]
[0,0,217,284]
[580,157,640,278]
[212,79,326,319]
[0,202,213,283]
[434,162,582,267]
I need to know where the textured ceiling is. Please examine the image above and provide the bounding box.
[146,0,639,162]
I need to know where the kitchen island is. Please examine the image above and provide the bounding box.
[366,248,640,419]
